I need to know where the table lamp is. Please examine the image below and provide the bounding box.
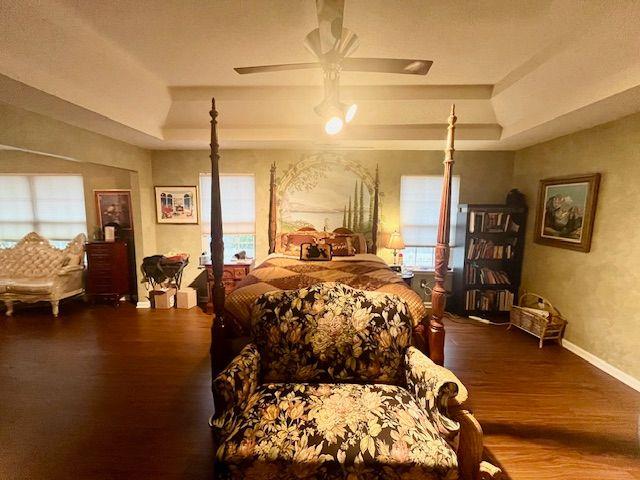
[386,231,405,265]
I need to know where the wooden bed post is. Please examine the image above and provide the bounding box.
[428,105,457,366]
[371,164,379,254]
[209,98,228,380]
[268,162,277,254]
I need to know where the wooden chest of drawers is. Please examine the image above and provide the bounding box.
[86,241,131,305]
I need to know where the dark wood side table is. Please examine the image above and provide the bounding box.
[86,241,130,306]
[203,261,254,314]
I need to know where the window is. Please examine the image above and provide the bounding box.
[200,174,256,262]
[400,175,460,270]
[0,175,87,249]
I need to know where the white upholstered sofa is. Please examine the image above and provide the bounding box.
[0,232,86,317]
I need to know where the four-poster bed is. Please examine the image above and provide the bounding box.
[208,100,499,479]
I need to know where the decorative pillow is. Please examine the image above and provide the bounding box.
[300,242,332,261]
[322,235,355,256]
[278,231,329,256]
[250,283,413,384]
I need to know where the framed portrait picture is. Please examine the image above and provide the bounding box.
[94,190,134,230]
[155,186,199,224]
[534,173,600,252]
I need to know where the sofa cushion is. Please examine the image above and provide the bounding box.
[216,383,458,480]
[251,282,412,384]
[7,279,55,295]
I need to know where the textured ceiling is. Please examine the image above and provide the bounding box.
[1,0,639,150]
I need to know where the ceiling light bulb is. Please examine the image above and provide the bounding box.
[345,103,357,123]
[324,116,343,135]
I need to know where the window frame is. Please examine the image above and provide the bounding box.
[399,174,460,270]
[0,173,87,247]
[199,173,257,262]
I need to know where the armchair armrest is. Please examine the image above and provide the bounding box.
[212,343,260,427]
[405,346,468,442]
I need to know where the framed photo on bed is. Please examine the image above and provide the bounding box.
[534,173,600,252]
[94,190,134,230]
[154,186,199,224]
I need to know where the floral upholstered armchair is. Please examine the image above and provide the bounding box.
[211,283,498,480]
[0,232,86,317]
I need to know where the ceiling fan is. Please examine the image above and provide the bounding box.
[234,0,433,135]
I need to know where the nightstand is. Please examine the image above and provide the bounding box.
[203,261,254,314]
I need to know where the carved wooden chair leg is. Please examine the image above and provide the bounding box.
[5,300,14,316]
[51,300,60,317]
[451,405,502,480]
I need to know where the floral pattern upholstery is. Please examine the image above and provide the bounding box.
[405,347,468,444]
[251,283,412,384]
[216,383,458,480]
[213,283,465,479]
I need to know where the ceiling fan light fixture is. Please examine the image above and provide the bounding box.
[324,116,344,135]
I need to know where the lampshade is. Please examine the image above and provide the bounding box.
[386,231,405,250]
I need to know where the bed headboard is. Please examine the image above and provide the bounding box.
[267,159,380,254]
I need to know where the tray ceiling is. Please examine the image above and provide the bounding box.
[1,0,639,150]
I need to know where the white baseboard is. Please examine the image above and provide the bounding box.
[561,339,640,392]
[136,301,151,309]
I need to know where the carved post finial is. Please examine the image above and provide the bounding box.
[371,164,379,254]
[209,97,228,379]
[268,162,277,254]
[427,105,458,366]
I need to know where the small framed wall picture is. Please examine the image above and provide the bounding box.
[534,173,601,252]
[94,190,134,230]
[155,186,199,224]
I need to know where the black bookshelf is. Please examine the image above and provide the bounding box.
[452,204,527,322]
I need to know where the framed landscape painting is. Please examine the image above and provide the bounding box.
[534,173,600,252]
[155,186,199,224]
[94,190,133,230]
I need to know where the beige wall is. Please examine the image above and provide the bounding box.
[151,149,515,286]
[0,102,157,299]
[513,112,640,380]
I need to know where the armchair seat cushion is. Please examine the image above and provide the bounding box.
[216,382,458,479]
[6,278,55,295]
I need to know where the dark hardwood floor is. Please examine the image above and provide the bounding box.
[1,301,638,479]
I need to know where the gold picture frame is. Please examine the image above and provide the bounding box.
[534,173,600,252]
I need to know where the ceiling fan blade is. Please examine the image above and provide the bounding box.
[341,57,433,75]
[234,62,321,75]
[316,0,345,54]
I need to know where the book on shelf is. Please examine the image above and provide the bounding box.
[465,265,511,285]
[469,211,520,234]
[465,289,514,311]
[466,238,517,260]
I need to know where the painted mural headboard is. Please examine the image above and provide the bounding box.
[267,154,380,254]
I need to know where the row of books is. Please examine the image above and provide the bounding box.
[469,211,520,234]
[465,289,515,311]
[466,238,515,260]
[465,266,511,285]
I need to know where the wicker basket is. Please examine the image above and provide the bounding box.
[509,293,567,348]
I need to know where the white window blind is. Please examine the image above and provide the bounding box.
[400,175,460,247]
[200,174,256,235]
[200,174,256,261]
[0,175,86,246]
